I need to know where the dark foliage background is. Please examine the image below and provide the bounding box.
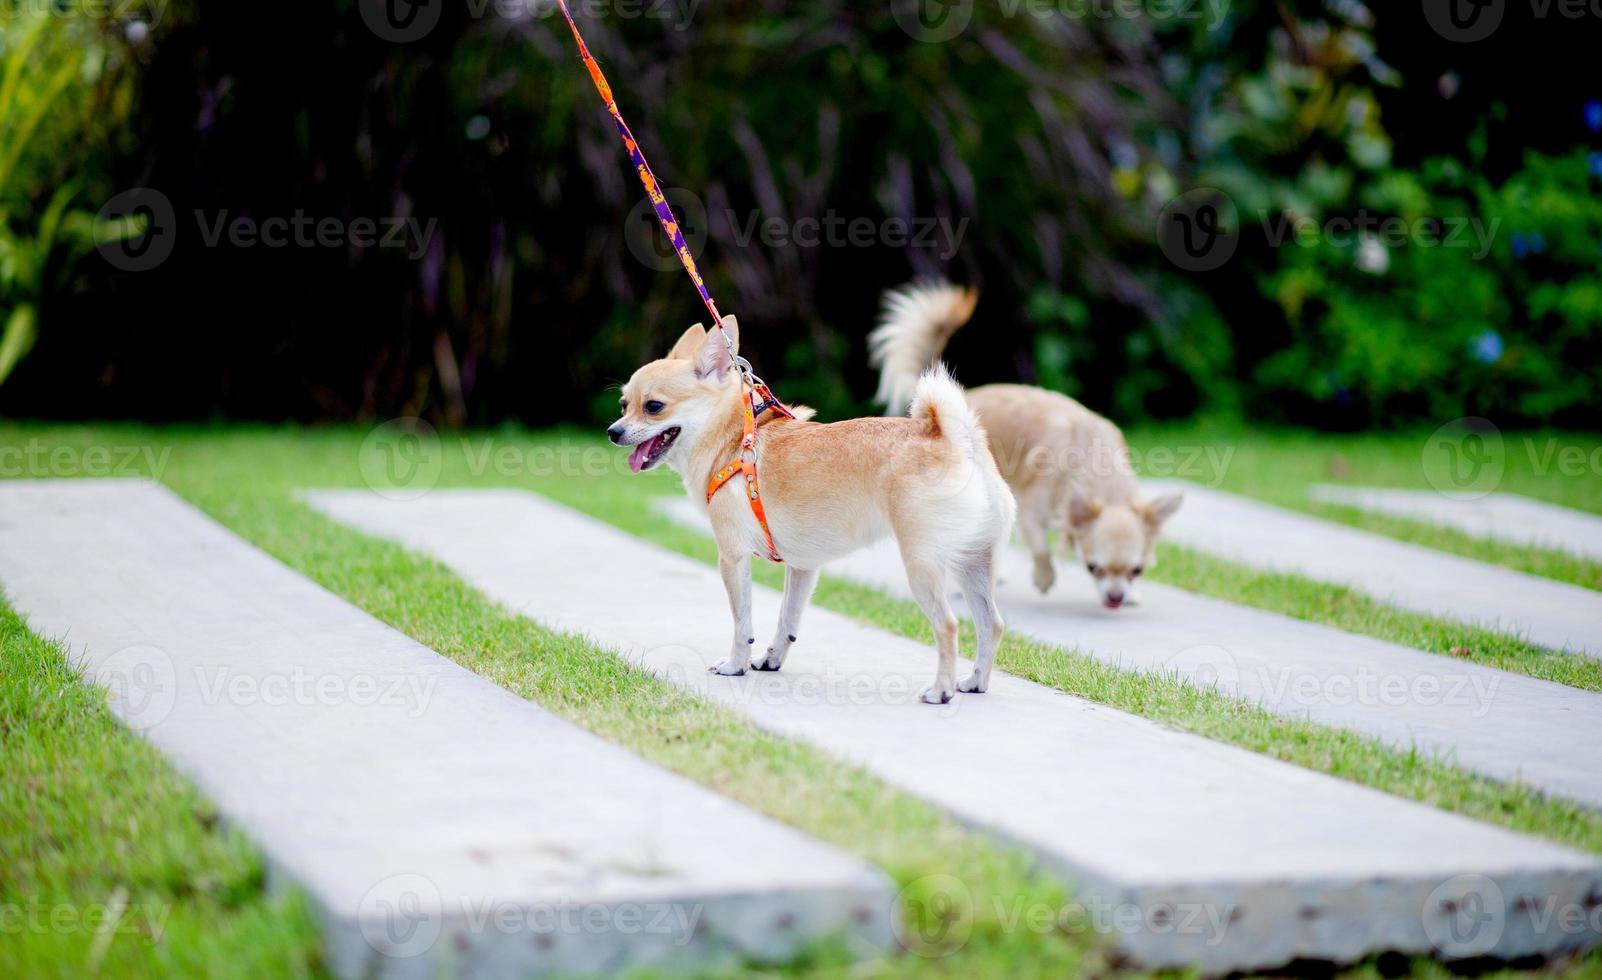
[2,0,1599,429]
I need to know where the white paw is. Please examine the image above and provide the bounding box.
[709,658,748,676]
[957,672,988,694]
[920,682,955,705]
[752,646,785,671]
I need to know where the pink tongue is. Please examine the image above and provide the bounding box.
[628,435,658,473]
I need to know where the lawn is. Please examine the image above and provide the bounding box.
[1,420,1599,978]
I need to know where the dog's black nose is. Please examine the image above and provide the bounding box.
[607,425,627,445]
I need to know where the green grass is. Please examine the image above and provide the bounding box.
[2,420,1601,979]
[0,600,323,978]
[1125,423,1602,591]
[1148,544,1602,691]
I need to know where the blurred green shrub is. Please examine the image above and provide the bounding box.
[1253,146,1602,428]
[0,12,137,386]
[1,1,1597,430]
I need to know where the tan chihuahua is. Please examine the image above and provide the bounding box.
[871,282,1182,610]
[609,315,1016,704]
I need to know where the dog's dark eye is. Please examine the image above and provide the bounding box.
[1131,566,1144,578]
[1086,563,1099,575]
[618,400,628,413]
[644,400,665,415]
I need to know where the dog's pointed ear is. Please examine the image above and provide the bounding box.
[695,315,739,379]
[1142,492,1184,529]
[668,323,707,360]
[1068,491,1102,529]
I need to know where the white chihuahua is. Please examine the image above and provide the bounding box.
[609,316,1017,704]
[871,281,1182,610]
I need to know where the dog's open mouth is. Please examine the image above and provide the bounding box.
[627,427,680,472]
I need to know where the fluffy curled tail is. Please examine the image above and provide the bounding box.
[869,279,978,416]
[909,363,983,457]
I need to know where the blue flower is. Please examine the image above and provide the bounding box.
[1471,330,1505,365]
[1588,99,1602,134]
[1512,233,1528,259]
[1591,152,1602,178]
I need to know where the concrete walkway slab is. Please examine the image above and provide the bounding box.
[655,498,1602,810]
[0,481,892,980]
[306,487,1602,973]
[1146,481,1602,659]
[1311,485,1602,563]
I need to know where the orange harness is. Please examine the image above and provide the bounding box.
[706,381,787,563]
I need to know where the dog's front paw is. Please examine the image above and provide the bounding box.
[709,658,748,676]
[752,646,786,671]
[1032,559,1055,595]
[957,672,988,694]
[919,682,955,705]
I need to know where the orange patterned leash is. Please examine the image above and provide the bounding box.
[553,0,789,559]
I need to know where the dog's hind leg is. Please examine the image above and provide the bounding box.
[754,566,818,671]
[710,550,754,676]
[902,555,959,705]
[956,552,1004,694]
[1018,503,1055,595]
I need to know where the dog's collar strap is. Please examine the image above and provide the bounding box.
[706,386,785,563]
